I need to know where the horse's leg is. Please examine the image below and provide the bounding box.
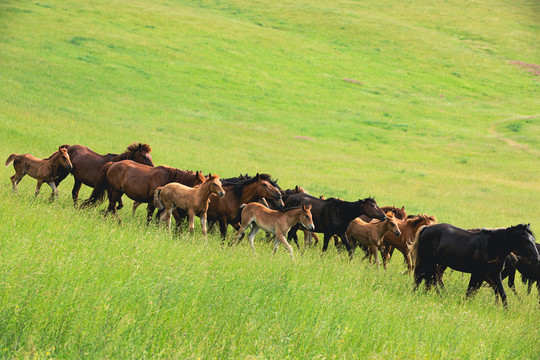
[219,218,228,241]
[338,233,354,259]
[246,224,260,254]
[68,179,82,206]
[381,243,390,270]
[47,181,59,201]
[321,233,332,253]
[200,213,207,237]
[436,265,447,292]
[232,222,249,246]
[503,266,520,299]
[116,197,124,210]
[11,173,24,193]
[34,180,44,197]
[146,204,155,225]
[275,233,294,259]
[188,210,195,234]
[312,232,320,246]
[487,273,508,308]
[369,243,380,268]
[465,273,484,299]
[132,202,141,216]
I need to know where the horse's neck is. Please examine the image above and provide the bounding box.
[111,152,128,162]
[340,202,363,223]
[488,229,515,258]
[239,183,260,203]
[197,183,214,204]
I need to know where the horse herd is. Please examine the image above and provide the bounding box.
[5,143,540,308]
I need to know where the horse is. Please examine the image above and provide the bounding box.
[359,205,406,222]
[315,204,407,249]
[381,214,437,272]
[54,143,154,206]
[206,173,284,239]
[346,212,401,267]
[412,223,540,308]
[6,146,73,200]
[284,193,387,258]
[501,243,540,304]
[154,174,225,235]
[232,202,314,258]
[82,160,206,222]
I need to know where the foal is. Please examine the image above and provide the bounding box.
[6,146,73,200]
[347,212,401,267]
[233,202,314,258]
[154,174,225,235]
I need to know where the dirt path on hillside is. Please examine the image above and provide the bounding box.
[488,115,539,153]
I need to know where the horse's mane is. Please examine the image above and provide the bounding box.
[408,214,436,227]
[44,145,70,160]
[126,143,151,153]
[222,173,279,199]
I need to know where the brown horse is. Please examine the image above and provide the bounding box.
[206,173,284,239]
[55,143,154,206]
[233,202,314,258]
[154,174,226,235]
[382,214,437,272]
[83,160,206,222]
[347,212,401,267]
[6,146,73,200]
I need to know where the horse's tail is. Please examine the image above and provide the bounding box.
[82,162,113,207]
[154,187,164,210]
[5,154,17,167]
[410,225,427,269]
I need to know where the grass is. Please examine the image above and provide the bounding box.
[1,0,539,358]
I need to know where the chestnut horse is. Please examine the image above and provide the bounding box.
[347,212,401,267]
[381,214,437,272]
[55,143,154,206]
[285,193,387,258]
[154,174,225,235]
[6,145,73,200]
[83,160,206,222]
[206,173,284,239]
[233,202,314,258]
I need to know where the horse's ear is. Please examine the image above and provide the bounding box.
[401,206,405,210]
[255,173,260,180]
[138,143,143,151]
[295,185,299,191]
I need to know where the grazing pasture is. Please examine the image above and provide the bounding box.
[0,0,539,358]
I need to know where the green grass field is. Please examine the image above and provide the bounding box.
[1,0,539,358]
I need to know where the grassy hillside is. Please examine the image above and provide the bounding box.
[1,0,539,358]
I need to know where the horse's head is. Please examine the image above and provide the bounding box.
[195,171,207,186]
[129,143,154,167]
[299,203,315,231]
[58,146,73,172]
[512,224,540,264]
[357,197,386,221]
[385,212,401,237]
[294,185,306,194]
[254,173,284,209]
[208,174,225,198]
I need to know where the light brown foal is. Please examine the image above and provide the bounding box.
[346,212,401,268]
[154,174,225,235]
[5,146,73,200]
[233,202,314,258]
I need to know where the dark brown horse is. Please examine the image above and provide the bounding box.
[55,143,154,206]
[6,145,73,200]
[413,223,540,308]
[82,160,206,222]
[206,173,284,239]
[285,193,387,258]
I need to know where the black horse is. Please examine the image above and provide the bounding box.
[284,193,386,258]
[501,243,540,304]
[413,223,539,307]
